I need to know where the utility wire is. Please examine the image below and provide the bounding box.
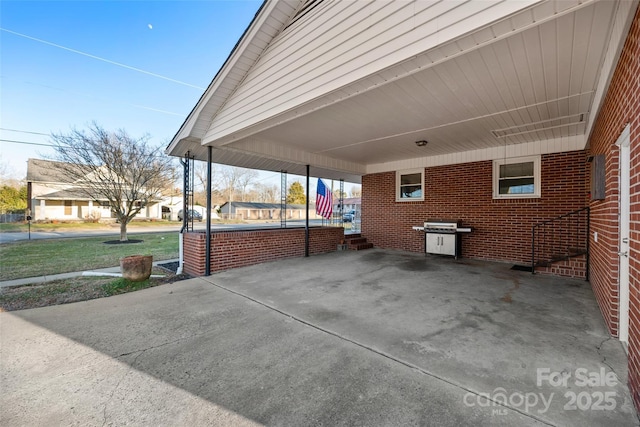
[0,139,53,147]
[0,128,49,136]
[3,77,186,117]
[0,27,206,90]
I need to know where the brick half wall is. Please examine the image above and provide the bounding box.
[182,227,344,276]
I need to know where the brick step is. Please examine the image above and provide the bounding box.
[535,249,588,267]
[351,242,374,251]
[344,234,373,251]
[346,237,368,245]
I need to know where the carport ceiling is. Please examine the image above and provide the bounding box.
[228,0,615,166]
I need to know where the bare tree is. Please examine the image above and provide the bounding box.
[221,166,258,203]
[350,185,362,198]
[49,123,174,241]
[0,155,20,187]
[254,183,279,203]
[238,169,258,201]
[194,161,219,193]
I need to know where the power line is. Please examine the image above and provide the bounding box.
[0,128,49,136]
[0,27,206,90]
[0,139,53,147]
[4,77,186,117]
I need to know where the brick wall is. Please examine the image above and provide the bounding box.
[587,4,640,410]
[182,227,344,276]
[362,151,588,268]
[183,232,207,277]
[536,255,587,279]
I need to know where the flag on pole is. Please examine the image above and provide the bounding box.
[316,178,333,219]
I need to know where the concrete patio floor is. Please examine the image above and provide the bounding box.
[1,249,637,426]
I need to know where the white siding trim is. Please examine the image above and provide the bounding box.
[366,134,585,174]
[228,138,366,175]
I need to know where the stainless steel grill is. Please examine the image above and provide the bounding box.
[413,219,472,259]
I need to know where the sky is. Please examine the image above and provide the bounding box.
[0,1,360,194]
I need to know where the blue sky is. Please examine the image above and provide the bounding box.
[0,0,359,194]
[1,0,262,177]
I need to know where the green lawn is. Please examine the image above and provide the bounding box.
[0,232,179,281]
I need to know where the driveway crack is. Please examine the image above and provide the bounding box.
[115,330,215,359]
[102,350,145,427]
[595,337,617,374]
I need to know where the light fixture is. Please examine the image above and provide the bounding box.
[415,140,428,147]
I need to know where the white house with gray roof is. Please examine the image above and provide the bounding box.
[26,158,164,221]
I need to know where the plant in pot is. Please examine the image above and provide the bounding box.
[120,255,153,282]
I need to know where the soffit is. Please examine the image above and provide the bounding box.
[231,0,616,167]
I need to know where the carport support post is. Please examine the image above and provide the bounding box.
[205,145,212,276]
[305,164,310,257]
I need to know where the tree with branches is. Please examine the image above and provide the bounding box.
[49,123,174,241]
[287,181,306,204]
[221,166,258,204]
[254,183,279,203]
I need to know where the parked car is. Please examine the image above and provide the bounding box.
[343,210,356,222]
[178,209,203,222]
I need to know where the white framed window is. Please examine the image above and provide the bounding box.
[493,155,541,199]
[396,169,424,202]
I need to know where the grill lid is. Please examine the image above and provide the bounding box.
[424,219,460,229]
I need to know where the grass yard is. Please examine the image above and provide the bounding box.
[0,232,179,281]
[0,267,187,311]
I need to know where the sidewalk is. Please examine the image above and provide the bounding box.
[0,258,180,289]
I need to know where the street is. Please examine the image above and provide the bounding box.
[0,219,334,243]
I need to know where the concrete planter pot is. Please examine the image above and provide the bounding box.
[120,255,153,282]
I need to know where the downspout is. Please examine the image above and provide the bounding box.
[177,152,190,275]
[176,233,184,275]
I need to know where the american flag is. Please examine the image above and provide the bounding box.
[316,178,333,219]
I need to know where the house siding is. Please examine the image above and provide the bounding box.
[205,0,540,143]
[587,4,640,410]
[361,150,588,271]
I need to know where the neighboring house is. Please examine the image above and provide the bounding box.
[335,197,360,215]
[219,201,322,220]
[166,0,640,410]
[26,158,163,221]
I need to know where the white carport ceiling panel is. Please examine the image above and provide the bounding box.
[319,109,588,165]
[204,0,544,142]
[252,1,614,166]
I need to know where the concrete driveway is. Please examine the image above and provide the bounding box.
[1,250,637,426]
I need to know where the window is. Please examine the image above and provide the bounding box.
[493,156,541,199]
[396,169,424,201]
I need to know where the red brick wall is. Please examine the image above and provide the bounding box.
[362,151,588,267]
[183,232,207,276]
[182,227,344,276]
[587,4,640,410]
[536,255,587,279]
